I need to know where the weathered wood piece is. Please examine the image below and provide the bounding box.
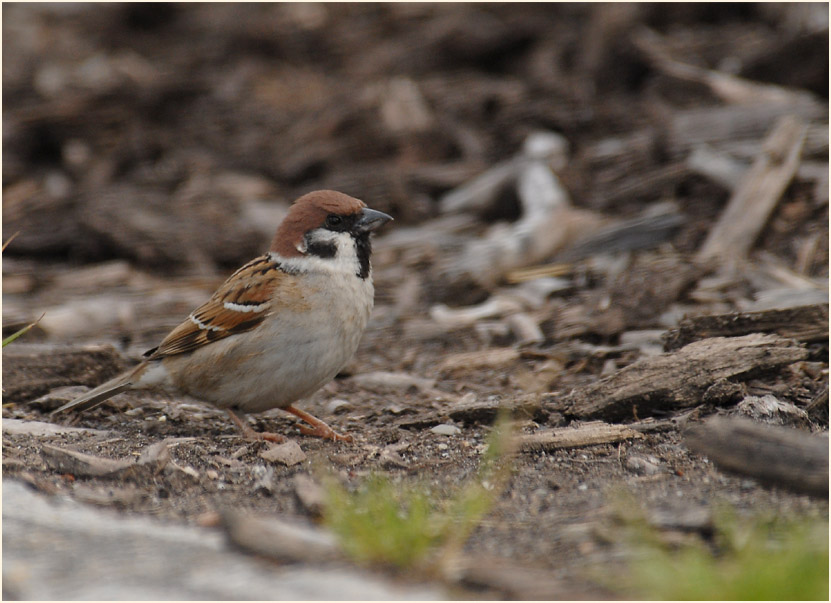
[2,343,129,404]
[686,145,748,190]
[221,511,340,563]
[696,115,808,263]
[2,418,109,437]
[671,104,822,154]
[448,393,544,424]
[562,334,808,421]
[40,441,170,480]
[439,347,521,372]
[349,371,437,394]
[684,415,828,498]
[518,421,643,452]
[455,556,597,600]
[663,304,829,350]
[40,445,131,477]
[397,393,547,430]
[292,474,326,517]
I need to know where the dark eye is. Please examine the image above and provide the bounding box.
[325,214,343,228]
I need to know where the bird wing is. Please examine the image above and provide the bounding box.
[145,255,294,359]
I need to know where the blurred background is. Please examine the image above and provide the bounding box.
[4,3,827,270]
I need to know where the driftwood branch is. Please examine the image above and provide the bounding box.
[562,334,808,421]
[684,415,828,498]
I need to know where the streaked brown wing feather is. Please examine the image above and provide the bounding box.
[146,255,288,359]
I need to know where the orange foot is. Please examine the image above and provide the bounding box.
[226,408,287,443]
[286,405,354,442]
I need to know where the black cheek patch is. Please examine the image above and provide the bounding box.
[306,240,337,259]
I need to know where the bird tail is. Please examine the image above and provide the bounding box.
[51,363,147,415]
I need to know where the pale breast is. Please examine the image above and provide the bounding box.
[164,270,374,413]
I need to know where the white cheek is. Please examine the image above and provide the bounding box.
[276,230,366,278]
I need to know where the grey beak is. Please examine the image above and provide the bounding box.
[354,207,393,233]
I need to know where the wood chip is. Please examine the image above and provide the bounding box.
[40,442,170,479]
[505,312,544,344]
[647,505,713,533]
[687,145,748,190]
[696,114,808,264]
[430,297,524,328]
[222,510,340,563]
[684,415,828,498]
[378,445,410,469]
[72,483,151,507]
[40,445,133,477]
[448,393,544,424]
[454,555,598,600]
[292,474,326,516]
[518,421,643,452]
[439,347,520,372]
[736,394,810,426]
[348,371,436,393]
[563,334,808,421]
[259,441,306,466]
[663,303,828,350]
[2,418,109,437]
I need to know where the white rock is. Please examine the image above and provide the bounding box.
[430,424,461,436]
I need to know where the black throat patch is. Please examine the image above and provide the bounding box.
[353,232,371,279]
[303,231,372,279]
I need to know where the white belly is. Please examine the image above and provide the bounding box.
[158,271,373,413]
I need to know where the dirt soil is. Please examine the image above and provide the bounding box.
[2,4,829,599]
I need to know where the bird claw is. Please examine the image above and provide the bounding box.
[296,422,353,442]
[226,408,287,443]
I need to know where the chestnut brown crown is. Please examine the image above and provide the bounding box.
[270,190,369,257]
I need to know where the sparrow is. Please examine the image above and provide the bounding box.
[52,190,392,443]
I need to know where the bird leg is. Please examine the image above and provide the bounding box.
[285,405,353,442]
[226,408,286,443]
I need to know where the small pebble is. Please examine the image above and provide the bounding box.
[260,441,307,467]
[430,424,461,436]
[625,454,662,476]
